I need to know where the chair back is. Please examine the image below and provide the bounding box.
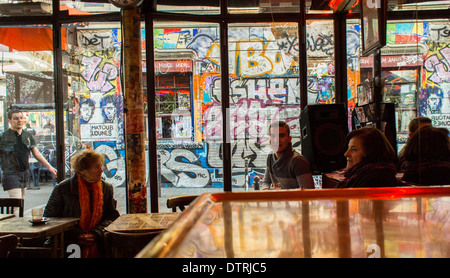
[0,198,24,217]
[166,195,198,212]
[0,234,18,258]
[104,231,160,258]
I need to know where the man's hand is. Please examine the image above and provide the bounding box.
[49,166,57,178]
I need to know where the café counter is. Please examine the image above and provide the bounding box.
[137,186,450,258]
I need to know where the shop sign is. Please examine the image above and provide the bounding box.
[360,54,424,68]
[153,60,192,73]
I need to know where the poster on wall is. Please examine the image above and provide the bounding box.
[80,123,118,140]
[420,87,450,130]
[79,93,119,141]
[173,114,192,139]
[156,117,162,139]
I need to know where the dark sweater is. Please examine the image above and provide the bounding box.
[44,174,120,253]
[262,147,314,189]
[402,159,450,185]
[337,161,398,188]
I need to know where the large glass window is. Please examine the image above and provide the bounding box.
[306,20,335,105]
[379,19,450,151]
[0,24,56,208]
[152,22,223,211]
[228,22,301,191]
[62,22,125,213]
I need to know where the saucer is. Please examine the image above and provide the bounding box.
[29,217,49,225]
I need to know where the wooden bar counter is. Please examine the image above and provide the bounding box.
[137,186,450,258]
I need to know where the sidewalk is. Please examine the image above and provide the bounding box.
[1,180,225,217]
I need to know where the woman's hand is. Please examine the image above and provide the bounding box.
[78,232,97,246]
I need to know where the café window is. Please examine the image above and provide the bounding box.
[155,65,193,141]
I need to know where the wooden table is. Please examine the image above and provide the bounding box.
[0,214,15,221]
[105,212,181,234]
[0,217,79,258]
[104,212,181,258]
[137,186,450,258]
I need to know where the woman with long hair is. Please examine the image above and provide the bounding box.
[337,127,398,188]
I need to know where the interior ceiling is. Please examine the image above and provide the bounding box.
[4,0,449,11]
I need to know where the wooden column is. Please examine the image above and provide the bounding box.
[122,7,147,213]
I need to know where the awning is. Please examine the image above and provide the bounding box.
[0,27,67,51]
[0,5,89,51]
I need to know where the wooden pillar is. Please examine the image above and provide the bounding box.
[122,7,147,213]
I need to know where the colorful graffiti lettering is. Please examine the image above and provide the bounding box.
[81,55,119,94]
[92,142,126,187]
[424,45,450,84]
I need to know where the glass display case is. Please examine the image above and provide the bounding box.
[137,186,450,258]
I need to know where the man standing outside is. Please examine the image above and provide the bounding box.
[261,121,315,190]
[0,110,57,198]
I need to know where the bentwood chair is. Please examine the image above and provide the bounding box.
[0,198,24,217]
[166,195,198,212]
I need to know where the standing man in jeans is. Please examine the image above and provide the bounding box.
[261,121,315,190]
[0,109,57,198]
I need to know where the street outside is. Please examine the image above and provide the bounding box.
[0,178,226,217]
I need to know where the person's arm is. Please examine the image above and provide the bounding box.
[293,156,315,189]
[31,147,57,178]
[296,173,315,189]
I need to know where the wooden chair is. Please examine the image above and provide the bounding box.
[104,230,160,258]
[0,198,24,217]
[166,195,198,212]
[0,234,18,258]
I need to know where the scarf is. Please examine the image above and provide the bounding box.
[337,161,397,188]
[78,175,103,258]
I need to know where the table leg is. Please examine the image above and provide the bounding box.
[51,235,59,258]
[59,232,64,258]
[50,233,65,258]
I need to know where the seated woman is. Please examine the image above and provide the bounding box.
[336,127,397,188]
[401,126,450,185]
[44,150,120,258]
